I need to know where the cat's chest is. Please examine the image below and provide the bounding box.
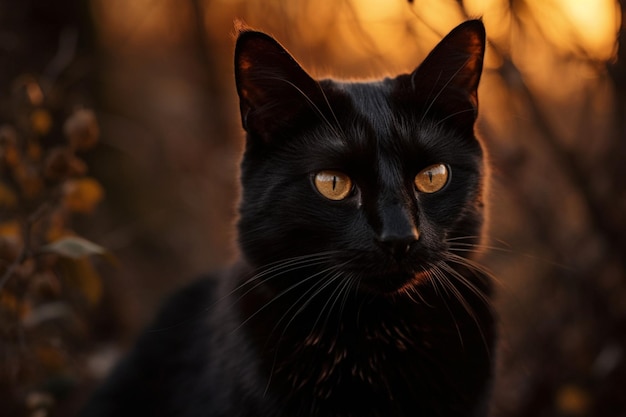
[239,282,487,416]
[267,317,445,415]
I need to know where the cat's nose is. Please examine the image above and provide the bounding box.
[378,228,420,259]
[377,203,420,258]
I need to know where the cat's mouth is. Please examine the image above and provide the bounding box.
[358,269,430,295]
[338,250,435,295]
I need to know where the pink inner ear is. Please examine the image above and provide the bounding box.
[237,63,260,105]
[239,58,253,71]
[461,30,485,89]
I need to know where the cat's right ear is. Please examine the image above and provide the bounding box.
[406,20,486,131]
[235,30,324,143]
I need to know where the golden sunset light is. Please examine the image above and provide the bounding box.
[2,1,625,416]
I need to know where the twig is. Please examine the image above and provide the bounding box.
[42,27,78,86]
[0,203,52,292]
[498,56,626,268]
[0,248,28,292]
[456,1,626,269]
[189,0,230,145]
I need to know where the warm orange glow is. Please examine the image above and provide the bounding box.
[559,0,619,57]
[93,0,620,60]
[92,0,620,101]
[91,0,193,50]
[464,0,511,43]
[464,0,619,61]
[527,0,619,60]
[354,0,405,21]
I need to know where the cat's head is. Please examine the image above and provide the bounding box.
[234,21,487,295]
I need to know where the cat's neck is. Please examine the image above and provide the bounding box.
[228,261,493,417]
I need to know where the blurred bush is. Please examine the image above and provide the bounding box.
[0,84,106,415]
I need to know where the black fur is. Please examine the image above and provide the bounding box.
[81,20,495,417]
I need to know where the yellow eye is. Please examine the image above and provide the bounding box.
[414,164,449,193]
[314,170,352,201]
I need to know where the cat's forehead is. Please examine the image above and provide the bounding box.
[286,77,480,174]
[332,79,395,135]
[323,78,424,153]
[333,80,392,107]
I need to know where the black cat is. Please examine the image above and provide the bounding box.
[81,20,495,417]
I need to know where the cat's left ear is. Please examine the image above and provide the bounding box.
[408,20,486,128]
[235,29,325,143]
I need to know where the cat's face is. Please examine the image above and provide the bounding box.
[235,21,486,295]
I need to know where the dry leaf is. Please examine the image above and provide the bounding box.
[64,109,99,151]
[45,210,69,243]
[35,345,65,371]
[44,148,87,181]
[41,236,106,259]
[1,143,20,168]
[30,109,53,136]
[0,182,17,208]
[27,142,43,162]
[58,257,102,305]
[0,291,19,315]
[62,178,104,213]
[0,220,22,248]
[556,384,591,415]
[14,163,44,199]
[24,80,44,106]
[0,220,22,262]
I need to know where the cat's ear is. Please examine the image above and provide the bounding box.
[409,20,486,128]
[235,30,324,142]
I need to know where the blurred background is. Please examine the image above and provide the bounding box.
[0,0,624,416]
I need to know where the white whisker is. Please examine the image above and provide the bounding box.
[427,262,465,349]
[230,255,343,334]
[419,57,474,125]
[433,260,493,357]
[270,77,345,141]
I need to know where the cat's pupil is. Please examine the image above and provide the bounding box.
[414,164,449,193]
[313,171,352,200]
